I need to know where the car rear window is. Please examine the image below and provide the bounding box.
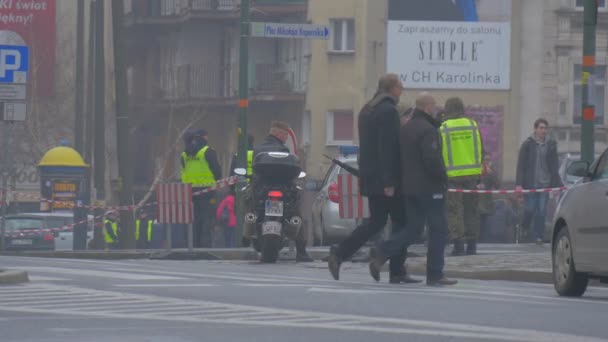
[4,218,44,232]
[47,217,71,229]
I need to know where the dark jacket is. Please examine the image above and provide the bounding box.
[516,136,562,189]
[254,134,289,156]
[358,94,401,196]
[400,109,448,195]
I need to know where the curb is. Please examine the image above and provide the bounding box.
[0,269,29,285]
[406,265,553,284]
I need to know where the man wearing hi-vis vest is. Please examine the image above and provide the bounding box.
[135,209,154,249]
[181,129,222,248]
[104,211,120,250]
[230,134,255,180]
[440,97,483,256]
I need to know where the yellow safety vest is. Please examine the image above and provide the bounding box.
[104,220,118,243]
[247,150,254,176]
[181,146,216,187]
[135,219,153,242]
[440,117,483,178]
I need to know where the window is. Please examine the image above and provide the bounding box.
[329,19,355,53]
[593,152,608,180]
[573,64,605,125]
[575,0,607,9]
[326,111,354,145]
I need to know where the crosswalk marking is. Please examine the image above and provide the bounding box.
[1,283,606,342]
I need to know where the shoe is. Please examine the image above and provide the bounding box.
[451,240,466,256]
[426,277,458,286]
[389,274,423,284]
[296,252,314,263]
[466,240,477,255]
[368,247,387,282]
[327,245,342,280]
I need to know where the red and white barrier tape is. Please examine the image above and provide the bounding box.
[2,177,238,238]
[447,186,568,194]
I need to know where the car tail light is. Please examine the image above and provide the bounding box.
[43,234,54,241]
[268,190,283,199]
[328,182,340,203]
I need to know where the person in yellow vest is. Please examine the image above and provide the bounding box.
[104,211,120,250]
[440,97,484,256]
[230,134,255,180]
[135,209,154,249]
[181,129,222,248]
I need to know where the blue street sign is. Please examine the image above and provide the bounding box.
[251,22,330,40]
[0,45,29,84]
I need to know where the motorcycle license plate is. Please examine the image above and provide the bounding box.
[262,221,282,235]
[265,200,283,217]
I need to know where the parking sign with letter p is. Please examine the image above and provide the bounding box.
[0,45,28,84]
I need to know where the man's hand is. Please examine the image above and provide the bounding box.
[384,187,395,197]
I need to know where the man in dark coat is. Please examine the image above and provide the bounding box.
[327,74,420,284]
[515,118,562,244]
[252,121,313,262]
[369,92,457,286]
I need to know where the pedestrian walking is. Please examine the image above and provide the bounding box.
[180,129,222,248]
[368,92,457,286]
[216,188,237,248]
[440,97,484,256]
[515,118,562,244]
[327,74,420,284]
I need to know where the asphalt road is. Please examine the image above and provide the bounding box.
[1,255,607,342]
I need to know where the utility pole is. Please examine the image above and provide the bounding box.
[581,0,597,163]
[112,0,135,249]
[236,0,250,240]
[94,0,106,201]
[74,0,85,155]
[85,0,97,164]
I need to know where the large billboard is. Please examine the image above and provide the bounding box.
[387,0,511,90]
[0,0,56,98]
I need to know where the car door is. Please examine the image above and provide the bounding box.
[573,151,608,271]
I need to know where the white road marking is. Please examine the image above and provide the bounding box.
[114,283,216,288]
[9,266,186,280]
[237,283,338,288]
[0,283,605,342]
[28,275,72,282]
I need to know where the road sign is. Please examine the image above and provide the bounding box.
[337,174,369,219]
[251,22,330,40]
[0,45,29,84]
[0,84,26,100]
[156,183,193,224]
[1,102,26,121]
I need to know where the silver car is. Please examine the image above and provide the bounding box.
[551,153,608,297]
[311,155,359,245]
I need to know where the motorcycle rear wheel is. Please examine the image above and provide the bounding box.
[260,234,281,263]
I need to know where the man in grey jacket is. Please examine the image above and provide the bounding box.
[515,118,563,244]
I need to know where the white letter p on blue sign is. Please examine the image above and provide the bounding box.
[0,45,29,83]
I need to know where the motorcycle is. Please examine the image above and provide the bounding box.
[234,151,306,263]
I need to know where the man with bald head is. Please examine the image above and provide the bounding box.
[369,92,457,286]
[327,73,419,284]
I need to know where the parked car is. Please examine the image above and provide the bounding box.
[1,212,93,251]
[551,152,608,297]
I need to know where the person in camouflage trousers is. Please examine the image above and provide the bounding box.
[440,98,484,256]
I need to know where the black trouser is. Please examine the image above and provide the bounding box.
[378,193,448,281]
[335,195,407,277]
[193,191,216,248]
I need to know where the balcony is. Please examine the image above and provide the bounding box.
[251,63,305,94]
[125,0,306,28]
[161,64,224,101]
[125,0,240,27]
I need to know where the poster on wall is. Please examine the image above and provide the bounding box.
[0,0,56,98]
[387,0,512,90]
[467,106,504,175]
